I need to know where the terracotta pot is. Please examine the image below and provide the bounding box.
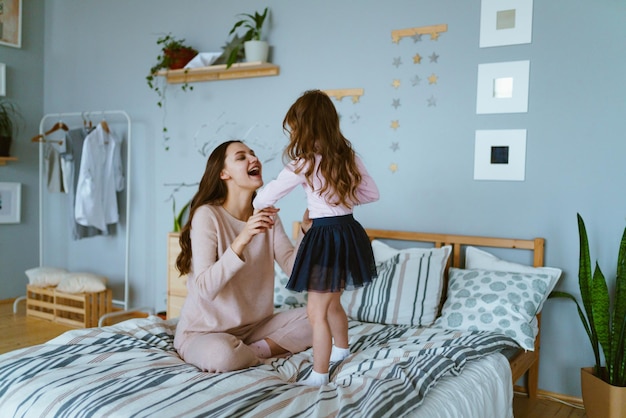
[0,135,11,157]
[581,367,626,418]
[165,47,198,70]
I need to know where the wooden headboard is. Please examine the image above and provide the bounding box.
[292,222,544,399]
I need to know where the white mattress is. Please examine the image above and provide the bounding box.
[415,352,513,418]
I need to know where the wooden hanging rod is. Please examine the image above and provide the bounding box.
[391,24,448,43]
[322,88,364,102]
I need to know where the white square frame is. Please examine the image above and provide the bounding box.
[0,182,21,223]
[0,63,5,96]
[474,129,526,181]
[476,60,530,114]
[480,0,533,48]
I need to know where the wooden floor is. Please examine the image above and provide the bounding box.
[513,393,587,418]
[0,299,587,417]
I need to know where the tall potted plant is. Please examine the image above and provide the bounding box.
[549,213,626,418]
[0,99,22,157]
[225,7,269,68]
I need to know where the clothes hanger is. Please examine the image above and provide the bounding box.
[100,119,110,134]
[86,111,93,129]
[30,120,69,144]
[45,121,69,135]
[99,112,110,134]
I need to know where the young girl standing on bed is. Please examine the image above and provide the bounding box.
[253,89,380,386]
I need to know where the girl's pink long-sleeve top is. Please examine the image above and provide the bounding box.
[253,155,379,217]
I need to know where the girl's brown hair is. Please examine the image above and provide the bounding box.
[282,89,362,207]
[175,140,241,275]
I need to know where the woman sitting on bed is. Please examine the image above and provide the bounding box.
[174,140,313,373]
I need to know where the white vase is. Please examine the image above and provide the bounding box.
[244,40,269,63]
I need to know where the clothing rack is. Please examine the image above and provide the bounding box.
[14,110,152,325]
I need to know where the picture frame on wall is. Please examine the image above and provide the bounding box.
[476,60,530,114]
[479,0,533,48]
[474,129,527,181]
[0,182,21,223]
[0,63,5,96]
[0,0,22,48]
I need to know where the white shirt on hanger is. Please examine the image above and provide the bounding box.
[74,123,125,232]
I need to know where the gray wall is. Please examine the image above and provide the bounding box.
[1,0,625,398]
[0,0,44,300]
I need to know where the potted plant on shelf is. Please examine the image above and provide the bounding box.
[146,33,198,151]
[0,99,22,157]
[224,7,269,68]
[549,213,626,418]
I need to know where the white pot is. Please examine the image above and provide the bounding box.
[244,40,269,63]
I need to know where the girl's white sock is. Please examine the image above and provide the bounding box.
[299,370,329,387]
[330,345,350,362]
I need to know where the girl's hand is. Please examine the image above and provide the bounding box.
[301,209,312,234]
[231,207,279,257]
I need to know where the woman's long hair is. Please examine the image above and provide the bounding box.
[283,89,362,208]
[175,140,242,275]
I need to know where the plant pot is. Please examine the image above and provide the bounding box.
[244,40,269,63]
[581,367,626,418]
[165,47,198,70]
[0,135,11,157]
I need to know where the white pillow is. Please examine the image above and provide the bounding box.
[432,267,553,350]
[341,240,451,326]
[25,267,68,287]
[465,246,561,313]
[56,272,108,293]
[273,262,308,307]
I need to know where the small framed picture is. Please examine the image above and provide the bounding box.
[474,129,526,181]
[476,60,530,114]
[0,63,5,96]
[479,0,533,48]
[0,0,22,48]
[0,182,21,223]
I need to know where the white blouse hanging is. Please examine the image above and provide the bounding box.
[74,123,125,232]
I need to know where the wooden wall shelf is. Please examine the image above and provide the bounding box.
[158,62,279,84]
[0,157,17,165]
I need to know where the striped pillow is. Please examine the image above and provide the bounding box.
[341,241,451,326]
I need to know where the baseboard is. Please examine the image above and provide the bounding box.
[514,384,584,407]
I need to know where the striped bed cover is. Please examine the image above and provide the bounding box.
[0,316,518,417]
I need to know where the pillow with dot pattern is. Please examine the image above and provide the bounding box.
[431,267,553,350]
[273,262,308,308]
[464,246,562,314]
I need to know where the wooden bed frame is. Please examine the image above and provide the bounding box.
[292,223,543,399]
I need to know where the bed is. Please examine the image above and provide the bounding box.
[0,227,561,417]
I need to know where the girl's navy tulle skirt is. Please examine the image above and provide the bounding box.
[286,214,377,292]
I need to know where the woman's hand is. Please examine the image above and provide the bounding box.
[231,207,279,258]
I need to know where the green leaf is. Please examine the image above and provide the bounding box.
[549,291,594,346]
[171,199,177,232]
[577,214,602,370]
[611,227,626,385]
[591,264,611,381]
